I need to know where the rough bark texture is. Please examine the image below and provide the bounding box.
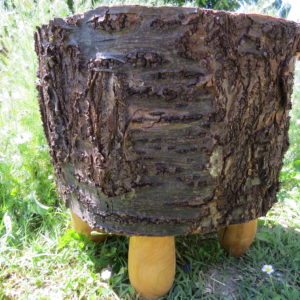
[34,6,300,236]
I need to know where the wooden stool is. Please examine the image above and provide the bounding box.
[35,6,299,299]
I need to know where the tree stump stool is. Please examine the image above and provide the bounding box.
[35,6,300,299]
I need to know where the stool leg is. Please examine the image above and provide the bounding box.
[128,236,176,300]
[218,219,257,257]
[71,211,108,242]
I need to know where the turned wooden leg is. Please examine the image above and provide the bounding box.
[218,219,257,257]
[128,236,176,300]
[71,211,108,242]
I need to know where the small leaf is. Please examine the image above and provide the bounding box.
[256,232,272,243]
[293,160,300,171]
[90,231,112,236]
[128,286,135,296]
[58,228,81,249]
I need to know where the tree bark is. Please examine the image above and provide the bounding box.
[34,6,300,236]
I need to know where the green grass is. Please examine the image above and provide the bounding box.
[0,0,300,299]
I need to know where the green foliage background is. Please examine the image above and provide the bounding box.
[0,0,299,299]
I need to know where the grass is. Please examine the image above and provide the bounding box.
[0,0,299,299]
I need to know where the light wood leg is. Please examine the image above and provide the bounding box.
[218,219,257,257]
[71,211,108,242]
[128,236,176,300]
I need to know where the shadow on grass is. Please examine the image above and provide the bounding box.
[84,220,300,299]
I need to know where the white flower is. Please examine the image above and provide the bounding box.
[12,154,21,162]
[100,268,112,281]
[14,132,32,144]
[48,175,53,180]
[262,264,274,275]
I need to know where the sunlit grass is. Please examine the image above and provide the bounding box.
[0,0,299,299]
